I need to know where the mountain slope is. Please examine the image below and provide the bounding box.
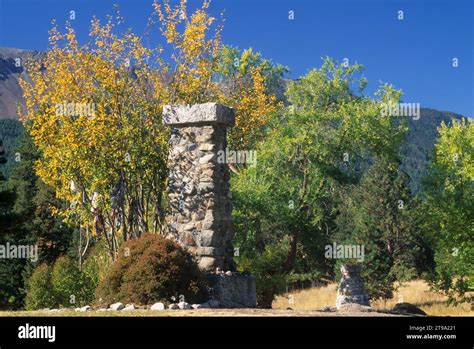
[401,108,465,193]
[0,47,42,119]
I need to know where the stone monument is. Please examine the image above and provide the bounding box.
[336,264,370,310]
[163,102,256,308]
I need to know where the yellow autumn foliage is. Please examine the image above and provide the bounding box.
[19,0,281,256]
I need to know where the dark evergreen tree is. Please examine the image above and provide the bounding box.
[335,157,432,300]
[0,133,73,309]
[9,133,74,264]
[0,138,26,309]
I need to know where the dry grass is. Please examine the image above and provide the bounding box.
[0,280,470,317]
[273,279,473,316]
[274,283,339,311]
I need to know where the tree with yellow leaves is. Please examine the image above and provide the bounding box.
[217,45,287,150]
[19,0,282,259]
[20,15,169,260]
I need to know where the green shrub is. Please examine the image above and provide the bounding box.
[237,241,289,308]
[25,256,97,310]
[83,242,111,286]
[25,263,55,310]
[96,234,207,305]
[51,256,95,307]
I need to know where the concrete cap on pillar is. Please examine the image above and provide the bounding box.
[163,102,235,127]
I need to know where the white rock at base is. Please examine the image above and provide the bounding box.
[122,304,135,311]
[150,302,165,311]
[110,302,125,311]
[178,301,191,310]
[191,304,202,309]
[79,305,91,312]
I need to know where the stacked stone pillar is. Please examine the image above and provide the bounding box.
[163,103,236,272]
[163,103,256,307]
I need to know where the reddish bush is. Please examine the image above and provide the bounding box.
[96,234,207,305]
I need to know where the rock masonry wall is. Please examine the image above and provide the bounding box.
[163,103,236,272]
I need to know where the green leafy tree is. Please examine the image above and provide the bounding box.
[232,58,407,306]
[217,45,288,100]
[422,119,473,303]
[216,45,287,151]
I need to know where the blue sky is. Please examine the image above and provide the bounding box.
[0,0,472,116]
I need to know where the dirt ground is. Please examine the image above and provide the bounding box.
[0,308,406,317]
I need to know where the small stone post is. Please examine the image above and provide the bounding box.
[336,264,370,310]
[163,103,256,307]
